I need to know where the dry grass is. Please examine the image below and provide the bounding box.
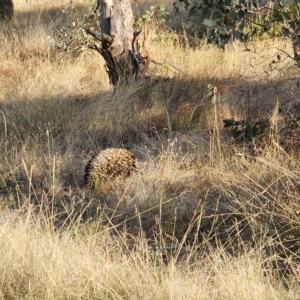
[0,0,300,298]
[0,213,294,299]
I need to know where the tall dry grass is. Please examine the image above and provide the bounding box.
[0,212,295,299]
[0,0,300,298]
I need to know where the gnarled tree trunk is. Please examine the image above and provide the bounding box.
[0,0,14,21]
[97,0,146,85]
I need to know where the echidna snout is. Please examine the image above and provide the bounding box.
[84,148,136,189]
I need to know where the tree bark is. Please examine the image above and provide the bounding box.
[0,0,14,22]
[97,0,146,85]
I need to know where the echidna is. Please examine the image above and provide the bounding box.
[84,148,136,189]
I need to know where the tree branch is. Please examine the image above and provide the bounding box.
[81,26,113,44]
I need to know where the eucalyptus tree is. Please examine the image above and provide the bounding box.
[85,0,147,85]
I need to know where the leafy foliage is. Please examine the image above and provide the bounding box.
[174,0,249,48]
[49,2,169,56]
[223,118,269,141]
[136,5,179,46]
[48,0,98,56]
[174,0,300,49]
[136,4,169,29]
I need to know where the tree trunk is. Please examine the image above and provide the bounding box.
[0,0,14,22]
[97,0,146,85]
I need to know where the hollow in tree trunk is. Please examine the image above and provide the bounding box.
[93,0,146,85]
[0,0,14,22]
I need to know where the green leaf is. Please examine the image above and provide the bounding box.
[189,5,198,17]
[161,5,167,10]
[223,119,235,127]
[234,30,243,39]
[184,0,190,10]
[173,3,179,13]
[212,12,222,21]
[207,83,214,91]
[238,9,245,18]
[203,19,217,27]
[264,22,271,31]
[227,11,236,22]
[184,21,193,29]
[218,27,230,36]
